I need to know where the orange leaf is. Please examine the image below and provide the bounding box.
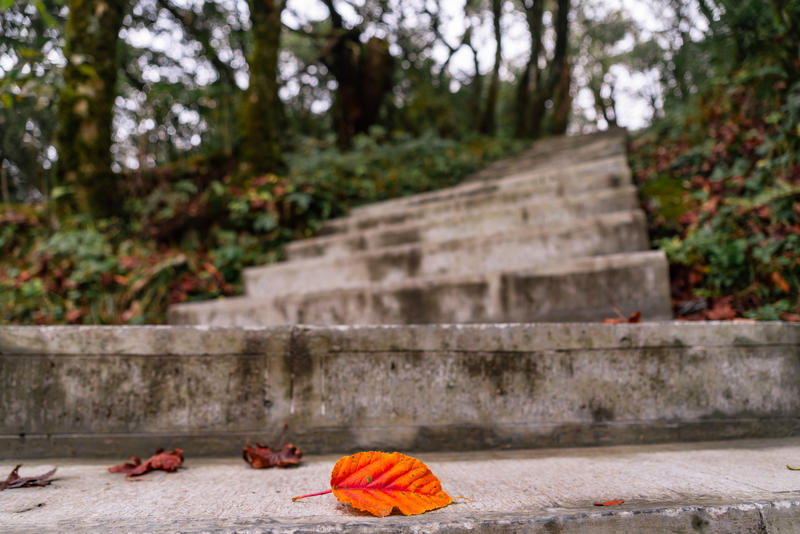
[772,272,791,293]
[594,499,625,506]
[294,451,452,517]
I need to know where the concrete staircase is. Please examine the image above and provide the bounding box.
[169,130,673,326]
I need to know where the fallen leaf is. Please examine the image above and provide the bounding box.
[602,310,641,324]
[108,448,183,477]
[243,422,302,469]
[787,465,800,470]
[293,451,452,517]
[706,297,737,320]
[0,465,57,490]
[243,442,302,468]
[594,499,625,506]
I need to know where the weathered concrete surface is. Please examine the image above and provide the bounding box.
[2,439,800,533]
[321,156,630,236]
[245,211,648,299]
[287,186,640,261]
[171,251,672,326]
[2,323,799,458]
[465,128,628,184]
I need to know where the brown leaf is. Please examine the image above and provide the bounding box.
[243,442,303,469]
[787,465,800,471]
[0,464,57,490]
[109,449,183,477]
[706,297,737,320]
[780,313,800,323]
[594,499,625,506]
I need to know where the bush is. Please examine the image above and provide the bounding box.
[630,71,800,320]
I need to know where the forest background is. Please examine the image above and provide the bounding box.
[1,0,798,324]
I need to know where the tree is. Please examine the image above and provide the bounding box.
[478,0,502,134]
[515,0,572,139]
[575,7,639,129]
[240,0,286,176]
[56,0,126,217]
[318,0,394,148]
[0,1,64,203]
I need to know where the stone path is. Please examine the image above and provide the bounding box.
[169,130,672,326]
[2,439,799,532]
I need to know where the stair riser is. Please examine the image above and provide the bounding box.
[247,211,649,299]
[173,251,672,326]
[322,158,631,235]
[287,186,640,261]
[3,323,798,458]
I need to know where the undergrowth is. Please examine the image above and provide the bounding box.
[630,67,800,321]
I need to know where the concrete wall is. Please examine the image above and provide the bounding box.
[2,323,799,458]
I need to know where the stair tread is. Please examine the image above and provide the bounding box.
[2,438,798,532]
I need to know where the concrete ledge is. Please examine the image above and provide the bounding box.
[2,323,799,458]
[2,439,800,532]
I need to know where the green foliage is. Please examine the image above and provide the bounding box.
[287,130,524,207]
[0,135,522,324]
[630,67,800,320]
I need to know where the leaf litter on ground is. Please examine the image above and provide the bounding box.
[0,464,57,490]
[108,448,183,478]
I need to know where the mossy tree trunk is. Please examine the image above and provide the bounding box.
[478,0,502,135]
[57,0,125,218]
[240,0,286,178]
[548,58,572,135]
[516,0,571,139]
[321,0,393,148]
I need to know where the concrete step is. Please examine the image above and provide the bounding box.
[3,439,799,532]
[2,322,798,458]
[465,128,628,184]
[286,186,640,261]
[347,151,628,219]
[170,250,672,326]
[320,155,630,236]
[245,210,649,300]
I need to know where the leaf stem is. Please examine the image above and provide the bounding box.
[292,489,332,501]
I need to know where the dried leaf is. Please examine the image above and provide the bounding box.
[243,442,302,469]
[787,465,800,471]
[0,465,57,490]
[108,448,183,477]
[243,423,302,468]
[594,499,625,506]
[293,451,452,517]
[706,297,737,320]
[602,310,641,324]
